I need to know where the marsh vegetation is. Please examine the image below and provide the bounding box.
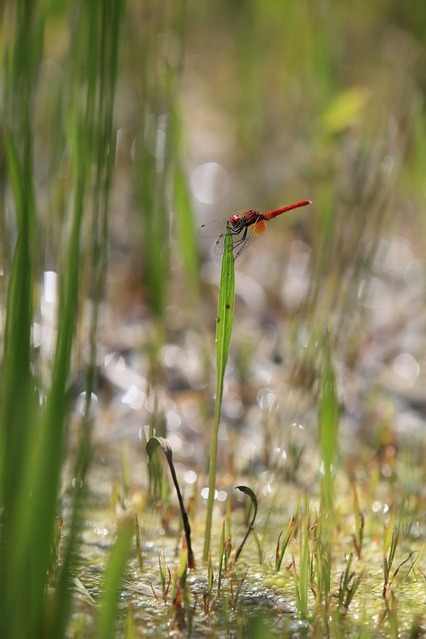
[1,2,426,637]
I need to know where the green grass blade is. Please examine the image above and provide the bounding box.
[318,333,339,520]
[203,225,235,562]
[168,63,200,311]
[0,131,35,499]
[0,132,38,639]
[97,517,134,639]
[295,500,311,620]
[215,230,235,378]
[18,114,87,639]
[0,5,40,635]
[46,2,126,634]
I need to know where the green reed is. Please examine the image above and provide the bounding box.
[203,226,235,562]
[0,1,125,638]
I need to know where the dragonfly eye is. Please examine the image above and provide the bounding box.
[229,215,245,233]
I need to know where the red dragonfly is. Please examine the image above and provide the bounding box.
[199,199,312,259]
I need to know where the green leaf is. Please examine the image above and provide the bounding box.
[215,226,236,384]
[203,225,235,562]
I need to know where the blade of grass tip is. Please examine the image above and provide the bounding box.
[97,517,134,639]
[203,224,235,563]
[276,516,296,571]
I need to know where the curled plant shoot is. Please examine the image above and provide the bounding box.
[233,485,258,564]
[146,437,195,569]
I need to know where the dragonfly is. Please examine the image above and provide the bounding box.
[199,199,312,259]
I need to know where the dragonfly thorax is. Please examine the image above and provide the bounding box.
[229,210,262,232]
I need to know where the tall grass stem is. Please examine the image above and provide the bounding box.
[203,227,235,562]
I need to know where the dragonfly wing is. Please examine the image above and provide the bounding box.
[198,212,258,259]
[213,233,226,256]
[231,227,254,258]
[198,218,228,238]
[198,210,251,237]
[250,218,267,238]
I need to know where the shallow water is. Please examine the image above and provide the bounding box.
[66,445,426,638]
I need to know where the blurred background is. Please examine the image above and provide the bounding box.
[1,0,426,635]
[78,1,425,463]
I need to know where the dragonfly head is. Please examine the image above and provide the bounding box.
[228,215,246,234]
[229,214,243,228]
[229,210,261,232]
